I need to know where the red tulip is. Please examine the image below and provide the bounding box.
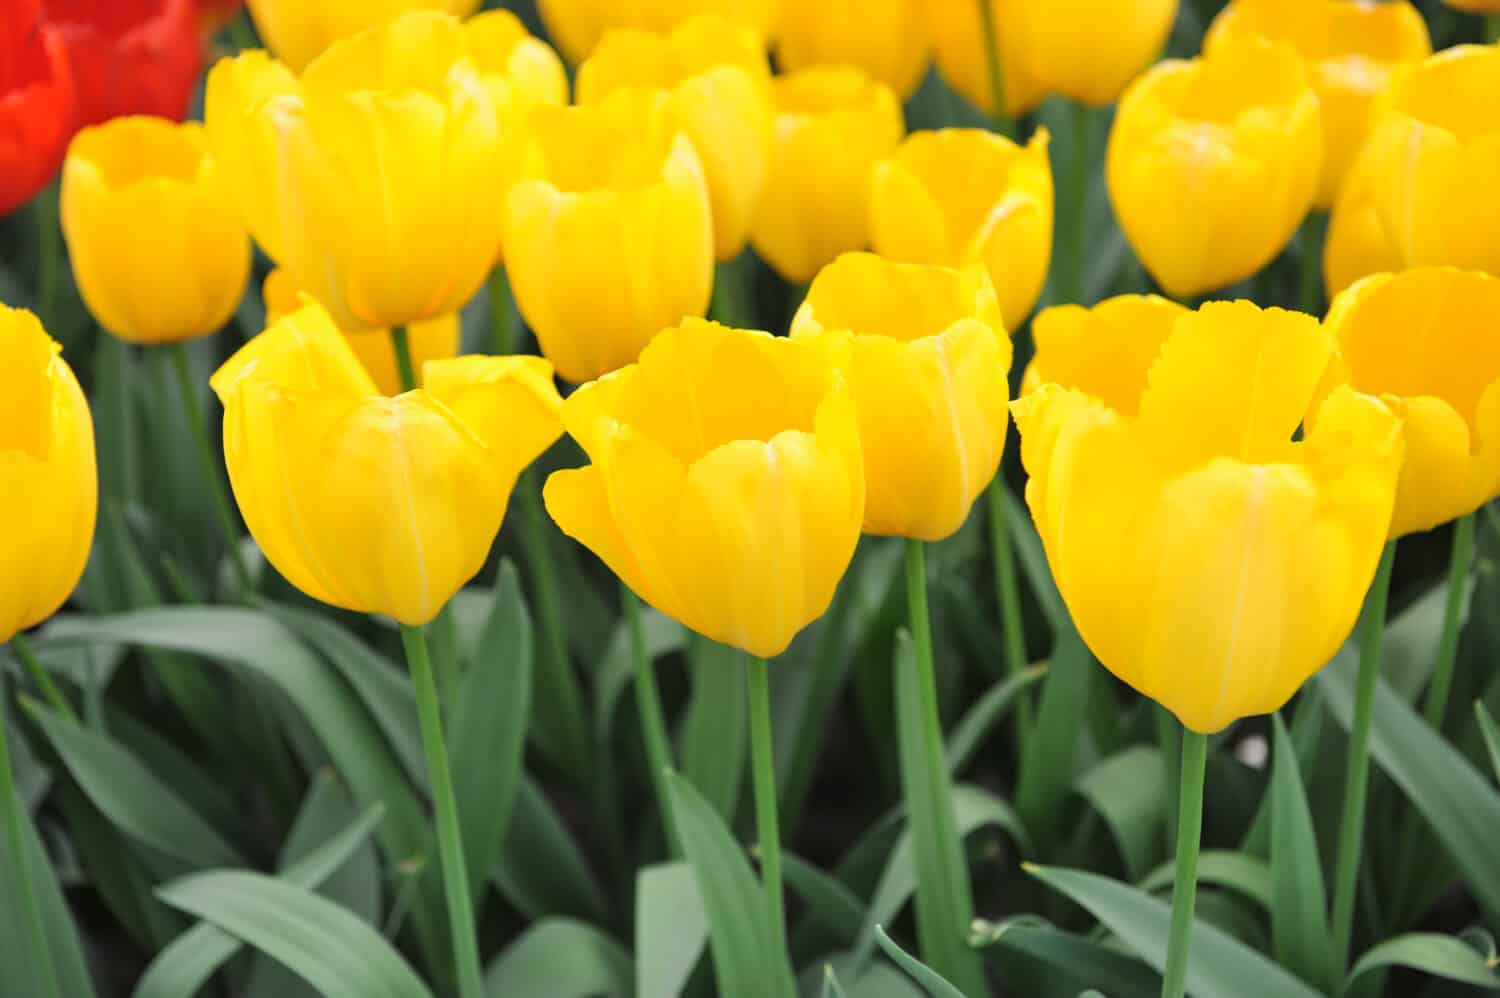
[1,0,74,214]
[43,0,201,126]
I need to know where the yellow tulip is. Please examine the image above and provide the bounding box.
[578,14,773,261]
[262,270,459,398]
[210,301,563,626]
[869,127,1052,331]
[61,116,249,346]
[790,254,1011,541]
[0,306,96,643]
[1022,294,1188,409]
[205,12,505,332]
[245,0,483,73]
[503,91,714,384]
[544,319,864,658]
[1323,149,1404,298]
[1012,0,1179,107]
[750,66,904,284]
[1106,37,1323,299]
[1206,0,1432,209]
[1014,300,1401,733]
[1316,268,1500,537]
[536,0,779,67]
[1338,45,1500,279]
[775,0,929,98]
[465,10,569,115]
[931,0,1045,119]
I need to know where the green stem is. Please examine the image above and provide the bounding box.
[10,635,74,722]
[625,585,677,856]
[1487,15,1499,44]
[391,326,418,393]
[1331,541,1396,972]
[1422,513,1475,729]
[488,268,517,356]
[1065,102,1092,305]
[1160,728,1207,998]
[975,0,1013,138]
[169,343,253,595]
[0,676,61,998]
[35,183,60,334]
[747,656,788,959]
[1155,704,1181,855]
[1298,214,1328,315]
[400,623,484,998]
[986,481,1031,749]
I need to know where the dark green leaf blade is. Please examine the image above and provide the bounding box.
[483,918,631,998]
[1267,714,1335,991]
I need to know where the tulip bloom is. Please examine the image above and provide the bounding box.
[931,0,1044,119]
[244,0,482,72]
[1107,37,1322,299]
[1316,268,1500,538]
[61,116,249,345]
[870,128,1052,331]
[1022,293,1188,405]
[1335,45,1500,281]
[578,14,772,261]
[43,0,201,125]
[536,0,778,67]
[545,319,865,658]
[1206,0,1431,209]
[1015,300,1401,733]
[1012,0,1179,107]
[751,66,904,284]
[776,0,929,98]
[791,254,1010,541]
[465,9,569,116]
[1322,151,1404,298]
[205,12,505,333]
[262,270,458,397]
[0,0,73,215]
[211,301,563,626]
[0,305,96,643]
[503,92,714,384]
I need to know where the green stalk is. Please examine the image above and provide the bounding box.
[1155,705,1181,854]
[986,481,1031,748]
[488,268,517,356]
[1298,214,1328,315]
[746,656,788,959]
[1421,513,1476,728]
[1064,102,1093,305]
[1160,729,1208,998]
[1487,15,1499,44]
[391,326,418,393]
[400,623,484,998]
[0,675,61,998]
[10,634,74,722]
[975,0,1014,138]
[1330,542,1396,971]
[903,539,982,993]
[625,585,677,856]
[168,343,252,595]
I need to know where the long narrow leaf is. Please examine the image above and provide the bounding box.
[1267,714,1335,991]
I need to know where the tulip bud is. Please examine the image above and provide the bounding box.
[536,0,778,68]
[244,0,483,72]
[931,0,1045,119]
[792,254,1011,541]
[210,302,563,626]
[775,0,929,98]
[0,305,97,643]
[45,0,201,125]
[1015,299,1402,733]
[0,0,73,215]
[1106,37,1323,299]
[1317,268,1500,537]
[504,91,714,384]
[545,319,865,658]
[869,128,1052,331]
[1013,0,1179,107]
[62,116,250,345]
[750,66,904,284]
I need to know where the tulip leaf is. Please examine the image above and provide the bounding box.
[635,861,708,998]
[482,918,632,998]
[1137,851,1272,912]
[946,663,1049,775]
[1474,700,1500,784]
[873,925,968,998]
[1017,626,1093,843]
[1074,745,1167,881]
[133,798,384,998]
[21,696,244,869]
[156,871,434,998]
[665,770,797,998]
[680,637,747,823]
[492,777,608,923]
[1027,864,1325,998]
[783,850,866,943]
[1267,713,1335,992]
[974,921,1160,998]
[1318,647,1500,921]
[448,562,532,896]
[1346,933,1500,991]
[1002,487,1068,635]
